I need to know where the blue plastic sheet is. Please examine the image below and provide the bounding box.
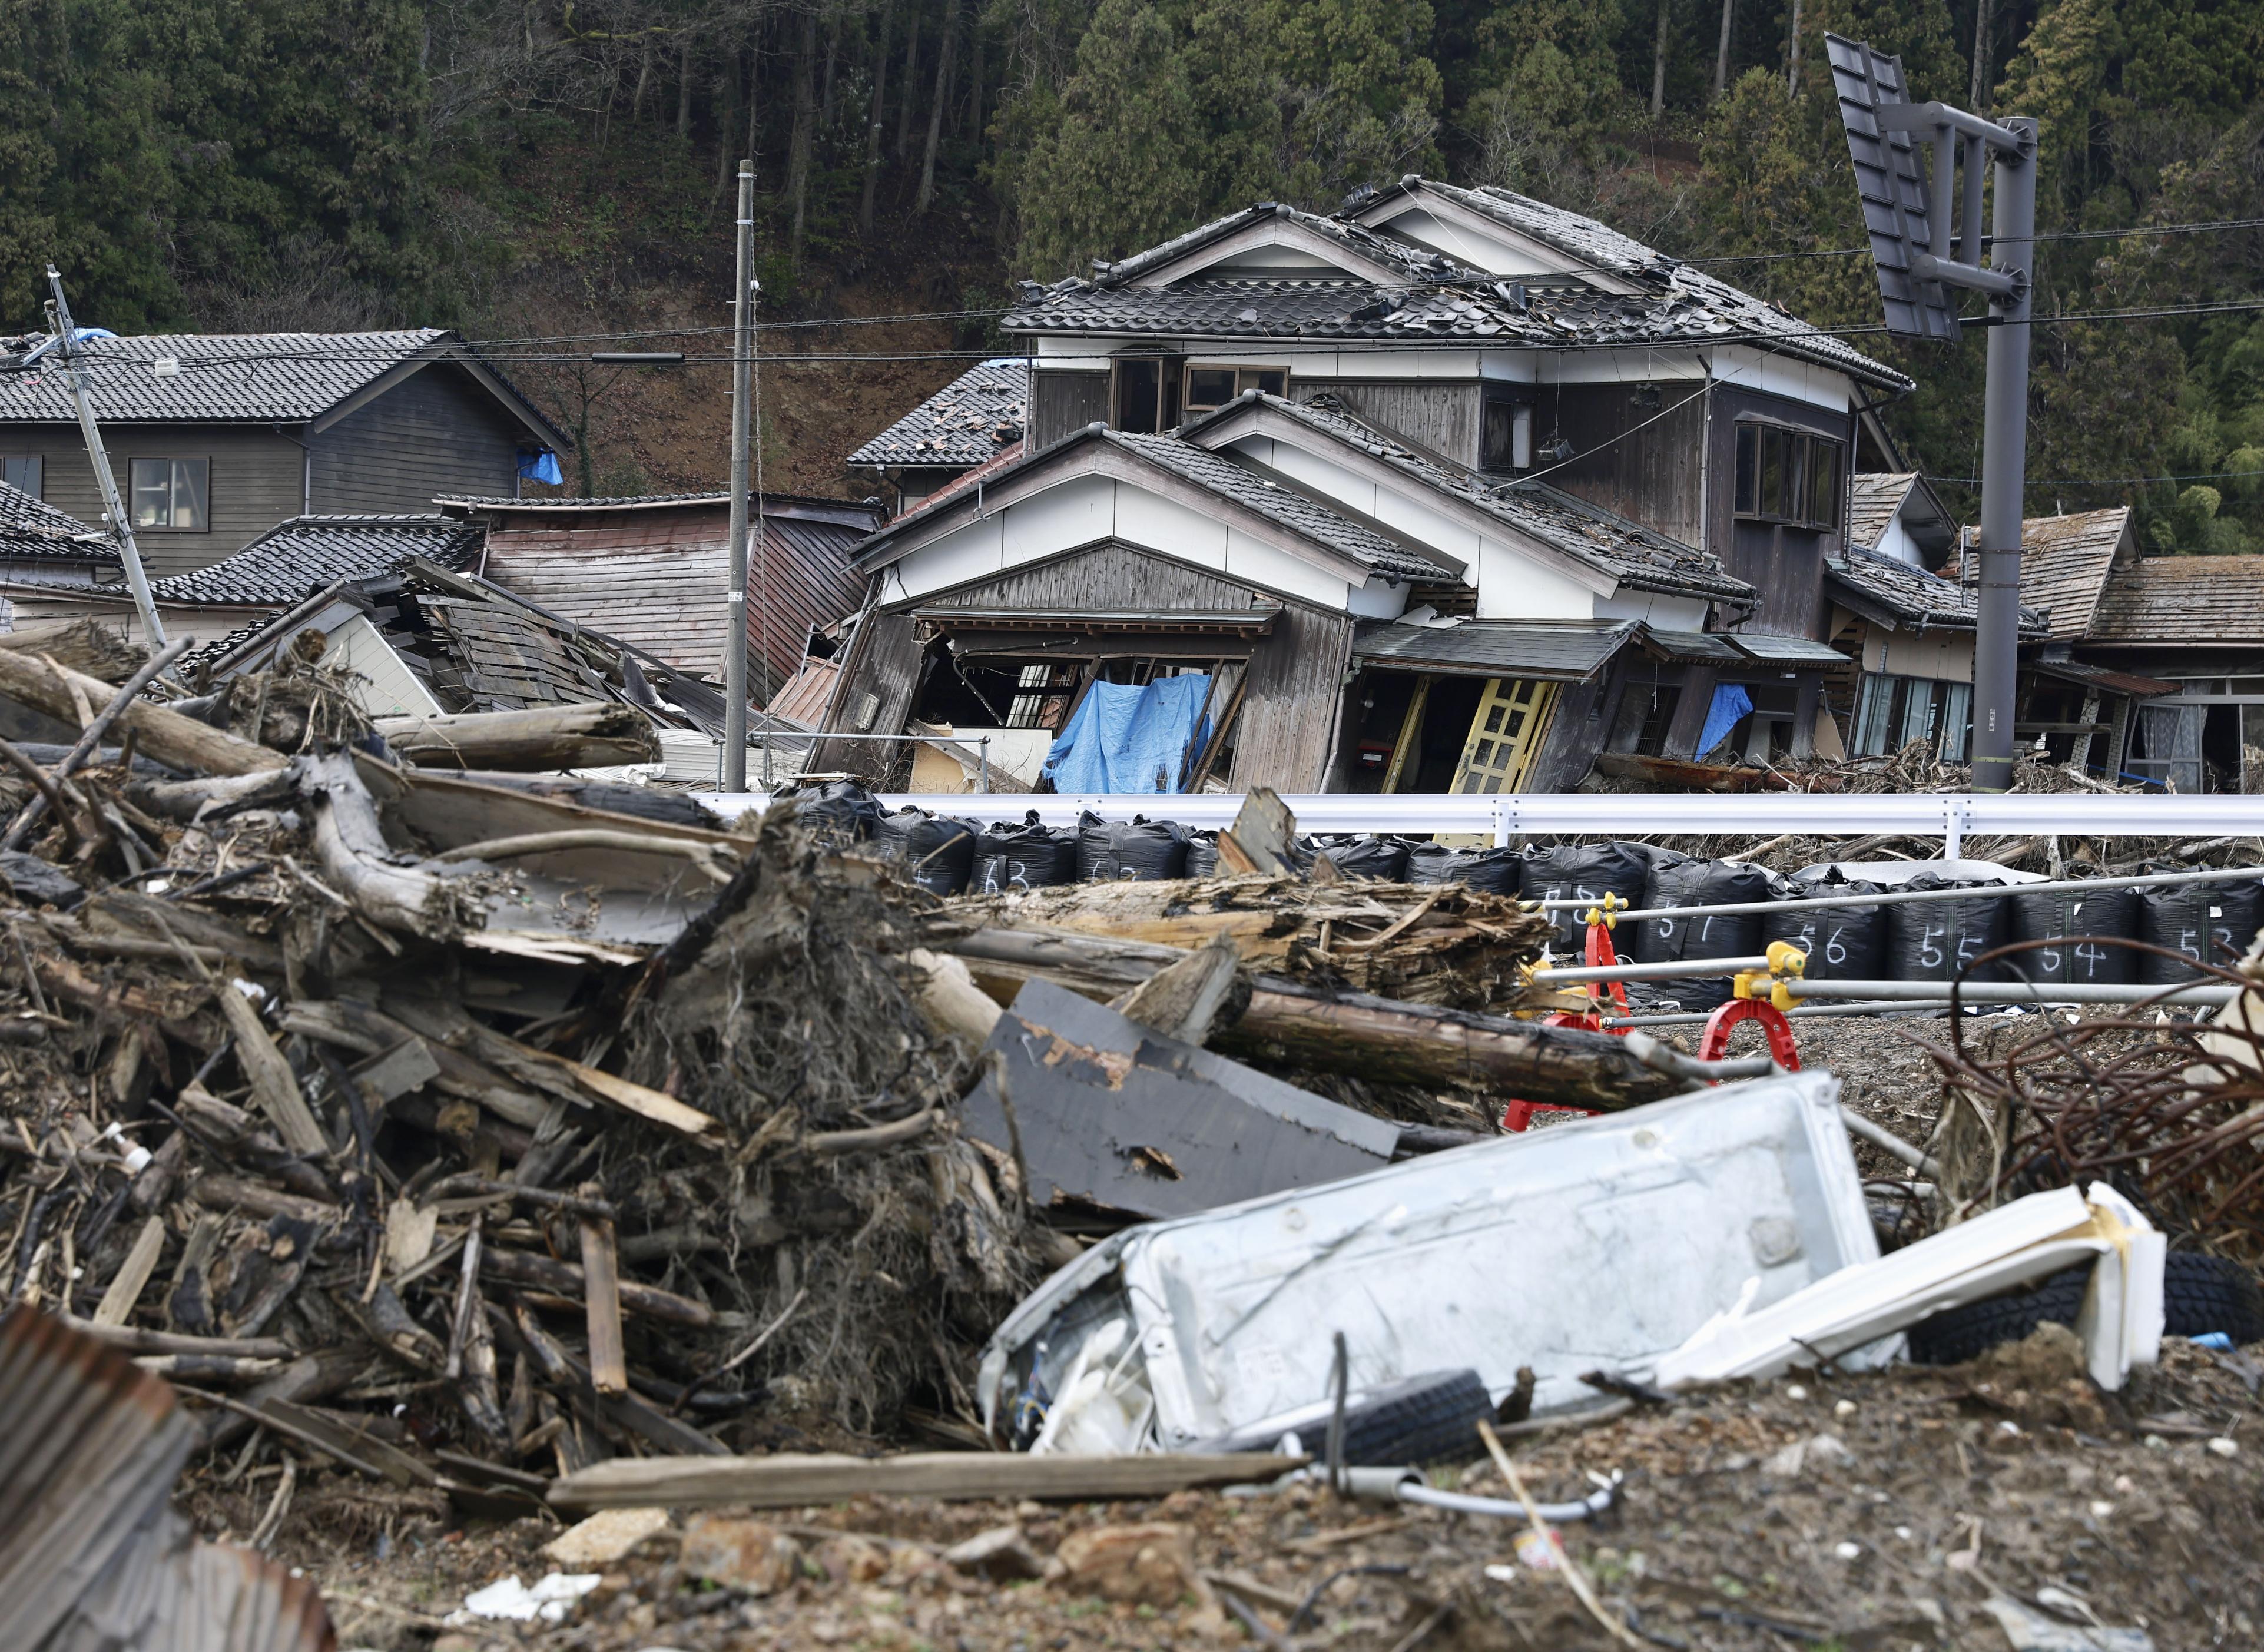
[1696,683,1753,757]
[1041,674,1211,794]
[518,448,563,485]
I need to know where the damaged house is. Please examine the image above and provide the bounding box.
[848,357,1028,515]
[820,180,1914,791]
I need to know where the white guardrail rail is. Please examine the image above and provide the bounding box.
[698,790,2264,855]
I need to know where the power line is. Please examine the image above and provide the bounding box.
[1928,468,2264,487]
[1683,215,2264,266]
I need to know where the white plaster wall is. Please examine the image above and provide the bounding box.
[1870,515,1924,566]
[1708,345,1856,413]
[1873,628,1976,682]
[1473,539,1617,620]
[1536,349,1706,384]
[1594,590,1710,628]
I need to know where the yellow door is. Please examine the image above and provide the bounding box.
[1452,677,1558,794]
[1380,676,1431,794]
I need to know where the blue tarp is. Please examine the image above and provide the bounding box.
[1696,683,1753,757]
[1040,674,1212,794]
[518,448,563,485]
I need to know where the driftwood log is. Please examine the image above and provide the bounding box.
[0,645,284,777]
[940,924,1681,1113]
[374,702,660,771]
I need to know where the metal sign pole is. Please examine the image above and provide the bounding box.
[44,270,166,650]
[723,161,755,792]
[1971,119,2036,793]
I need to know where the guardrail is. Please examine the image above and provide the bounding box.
[697,789,2264,856]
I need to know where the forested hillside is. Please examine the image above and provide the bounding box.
[2,0,2259,545]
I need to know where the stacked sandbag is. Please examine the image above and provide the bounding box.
[1630,858,1776,1009]
[1523,842,1656,956]
[793,779,880,845]
[1182,831,1220,878]
[2136,880,2263,984]
[1315,836,1413,883]
[2008,885,2142,986]
[1762,874,1887,983]
[1404,843,1524,896]
[873,808,981,896]
[970,814,1081,894]
[1886,874,2013,985]
[1076,815,1190,882]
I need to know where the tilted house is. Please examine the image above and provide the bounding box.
[0,480,120,611]
[821,180,1915,792]
[847,358,1027,514]
[0,331,566,575]
[437,492,885,701]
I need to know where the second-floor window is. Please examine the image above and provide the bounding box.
[128,457,209,531]
[1183,364,1287,416]
[1733,423,1840,532]
[1,456,41,497]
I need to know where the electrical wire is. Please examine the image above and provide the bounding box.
[1683,215,2264,266]
[1928,468,2264,488]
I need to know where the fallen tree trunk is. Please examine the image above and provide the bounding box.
[0,644,283,777]
[942,924,1682,1113]
[374,702,660,772]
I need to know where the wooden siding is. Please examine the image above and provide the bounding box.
[1228,602,1355,792]
[1527,666,1616,790]
[918,541,1271,613]
[1297,380,1480,467]
[1546,382,1706,549]
[0,423,306,576]
[311,366,525,513]
[1704,385,1852,640]
[750,515,870,696]
[1031,369,1109,447]
[814,610,924,781]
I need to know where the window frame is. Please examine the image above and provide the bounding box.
[1480,386,1537,474]
[0,455,42,498]
[1179,362,1290,418]
[127,456,211,533]
[1732,421,1842,532]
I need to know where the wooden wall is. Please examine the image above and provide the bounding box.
[1031,370,1109,448]
[917,541,1269,613]
[1295,380,1481,467]
[1703,385,1852,640]
[311,366,525,513]
[813,609,924,781]
[1228,601,1355,792]
[1,423,305,575]
[1547,382,1706,549]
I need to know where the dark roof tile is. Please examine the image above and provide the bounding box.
[847,359,1028,469]
[1825,543,2044,632]
[149,515,484,607]
[0,480,117,565]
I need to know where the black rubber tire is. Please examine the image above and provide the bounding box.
[1907,1253,2264,1365]
[1331,1369,1494,1467]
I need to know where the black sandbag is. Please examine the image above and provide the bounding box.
[874,808,980,895]
[2008,885,2141,987]
[970,814,1080,894]
[794,779,880,844]
[2137,880,2262,984]
[1523,842,1656,954]
[1404,844,1524,895]
[1885,874,2012,984]
[1075,814,1189,883]
[1631,859,1775,1009]
[1316,836,1412,883]
[1184,832,1219,879]
[1763,876,1886,983]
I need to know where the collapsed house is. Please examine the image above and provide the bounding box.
[820,180,1913,793]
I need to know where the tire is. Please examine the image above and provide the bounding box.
[1907,1253,2264,1365]
[1332,1369,1494,1467]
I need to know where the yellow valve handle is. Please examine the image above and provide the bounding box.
[1581,891,1626,930]
[1765,940,1809,978]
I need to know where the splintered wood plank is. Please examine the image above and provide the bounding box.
[578,1190,627,1398]
[90,1216,166,1327]
[215,986,329,1157]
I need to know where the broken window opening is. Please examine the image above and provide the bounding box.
[1112,356,1182,434]
[1851,673,1971,762]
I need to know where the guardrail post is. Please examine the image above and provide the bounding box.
[1492,797,1513,849]
[1943,798,1968,860]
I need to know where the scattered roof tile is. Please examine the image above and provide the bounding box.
[1092,202,1474,288]
[847,359,1028,470]
[1825,543,2044,633]
[148,515,483,607]
[0,480,116,565]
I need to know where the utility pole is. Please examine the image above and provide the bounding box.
[724,160,755,792]
[45,268,166,649]
[1827,37,2035,792]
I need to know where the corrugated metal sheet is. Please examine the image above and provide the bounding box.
[0,1305,333,1652]
[1723,632,1853,666]
[1353,618,1636,681]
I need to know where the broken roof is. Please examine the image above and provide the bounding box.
[435,490,883,529]
[1983,507,2132,642]
[1353,617,1637,681]
[0,480,116,565]
[1825,543,2045,633]
[0,329,565,442]
[147,514,484,607]
[1005,180,1910,392]
[2090,553,2264,646]
[856,422,1461,584]
[1191,392,1752,602]
[1847,472,1920,553]
[847,358,1029,470]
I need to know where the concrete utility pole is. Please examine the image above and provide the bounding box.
[1826,37,2036,792]
[45,269,166,649]
[724,160,755,792]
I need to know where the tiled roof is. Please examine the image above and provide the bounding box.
[847,359,1028,469]
[1353,617,1636,681]
[147,515,484,606]
[436,490,884,528]
[1211,393,1751,601]
[1846,472,1917,552]
[2090,554,2264,644]
[0,330,564,440]
[1968,507,2129,641]
[1825,543,2044,633]
[1093,201,1474,287]
[1104,430,1457,580]
[890,439,1025,519]
[0,480,116,565]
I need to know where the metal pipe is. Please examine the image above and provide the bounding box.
[1786,978,2236,1007]
[1538,861,2264,921]
[722,160,755,794]
[1971,115,2036,794]
[1620,1029,1774,1081]
[1534,954,1769,984]
[1600,1000,1964,1027]
[1840,1109,1941,1177]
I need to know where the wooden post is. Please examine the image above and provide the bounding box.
[579,1186,627,1397]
